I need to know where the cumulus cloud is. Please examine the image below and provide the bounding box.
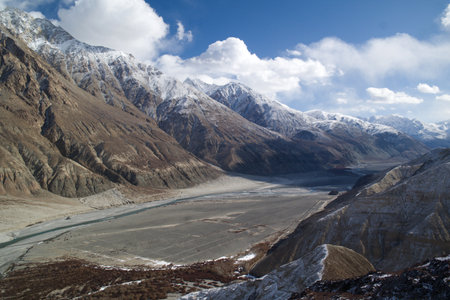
[367,87,423,104]
[417,83,440,94]
[58,0,171,61]
[442,4,450,30]
[296,34,450,82]
[285,49,302,57]
[28,10,46,19]
[336,98,348,104]
[436,94,450,102]
[157,37,332,98]
[176,21,193,42]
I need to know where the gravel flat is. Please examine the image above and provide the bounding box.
[20,171,358,267]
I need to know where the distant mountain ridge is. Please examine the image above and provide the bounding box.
[367,114,450,148]
[186,78,429,162]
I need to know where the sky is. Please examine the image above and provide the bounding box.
[1,0,450,122]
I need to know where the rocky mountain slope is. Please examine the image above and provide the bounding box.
[181,244,375,300]
[187,79,429,163]
[368,114,450,148]
[0,8,345,175]
[0,23,216,197]
[299,255,449,299]
[251,148,450,276]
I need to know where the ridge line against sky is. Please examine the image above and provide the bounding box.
[1,0,449,122]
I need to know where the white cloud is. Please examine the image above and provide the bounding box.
[336,98,348,104]
[296,34,450,82]
[442,4,450,30]
[176,21,193,42]
[436,94,450,102]
[28,10,46,19]
[285,49,302,56]
[58,0,169,61]
[367,87,423,104]
[417,83,440,94]
[157,37,332,98]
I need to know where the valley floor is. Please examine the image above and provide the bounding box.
[0,170,360,298]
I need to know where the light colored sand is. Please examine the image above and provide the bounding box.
[0,174,271,245]
[0,174,272,240]
[0,192,91,242]
[169,173,272,198]
[0,171,359,273]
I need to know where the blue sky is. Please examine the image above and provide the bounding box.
[151,0,448,58]
[1,0,450,122]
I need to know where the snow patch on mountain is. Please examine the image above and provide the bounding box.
[307,110,399,135]
[368,115,448,140]
[0,8,231,116]
[367,115,450,148]
[186,78,401,138]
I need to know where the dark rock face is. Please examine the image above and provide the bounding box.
[0,25,217,197]
[252,149,450,276]
[298,256,450,300]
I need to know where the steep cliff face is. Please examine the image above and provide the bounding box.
[0,25,217,197]
[252,148,450,276]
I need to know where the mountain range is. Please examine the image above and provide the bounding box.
[367,114,450,148]
[0,8,441,198]
[186,78,442,161]
[0,8,448,299]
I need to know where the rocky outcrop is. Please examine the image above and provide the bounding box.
[0,24,217,197]
[299,255,450,299]
[181,244,374,300]
[252,148,450,276]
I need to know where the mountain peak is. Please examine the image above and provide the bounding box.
[183,77,220,95]
[368,114,449,147]
[1,8,70,45]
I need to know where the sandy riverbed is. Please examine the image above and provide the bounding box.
[0,171,359,273]
[0,174,270,241]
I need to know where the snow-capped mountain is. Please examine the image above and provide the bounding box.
[367,115,450,148]
[0,8,346,174]
[186,78,429,162]
[186,79,398,136]
[306,110,398,136]
[0,17,217,197]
